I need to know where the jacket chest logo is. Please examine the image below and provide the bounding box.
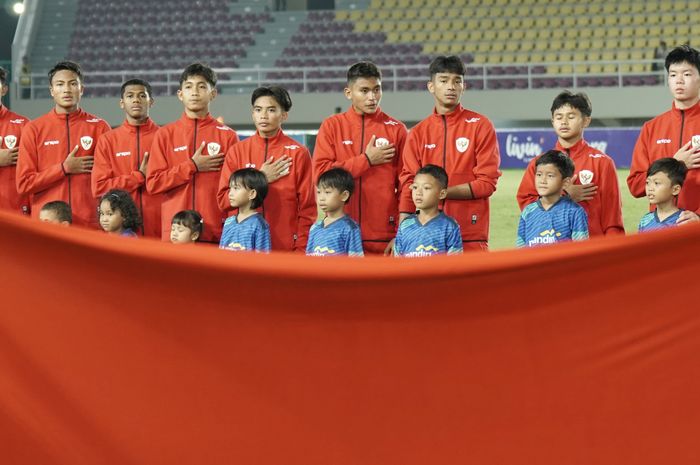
[207,142,221,156]
[80,136,93,151]
[578,169,594,185]
[375,137,390,147]
[692,135,700,149]
[4,135,17,149]
[456,137,470,153]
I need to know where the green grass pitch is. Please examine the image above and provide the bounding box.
[488,169,650,251]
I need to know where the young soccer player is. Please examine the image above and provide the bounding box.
[628,45,700,224]
[38,200,72,225]
[170,210,203,244]
[394,165,463,257]
[0,66,30,215]
[98,189,142,237]
[400,55,501,251]
[217,86,314,252]
[147,62,239,243]
[313,61,408,255]
[516,151,589,247]
[638,158,688,232]
[306,167,363,257]
[17,61,110,228]
[92,79,161,237]
[219,168,271,252]
[516,91,624,236]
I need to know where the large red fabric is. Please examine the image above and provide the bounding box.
[1,210,699,465]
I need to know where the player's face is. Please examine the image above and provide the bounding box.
[535,163,566,198]
[49,70,83,112]
[252,95,287,137]
[228,181,254,209]
[345,77,382,115]
[668,62,700,105]
[645,171,680,205]
[170,223,198,244]
[551,104,590,143]
[120,84,153,121]
[428,73,464,111]
[316,185,349,215]
[178,75,216,114]
[411,173,447,211]
[99,200,125,234]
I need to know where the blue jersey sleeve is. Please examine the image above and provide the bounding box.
[446,222,463,255]
[516,212,527,248]
[393,228,403,256]
[571,207,589,241]
[219,221,233,249]
[305,223,317,255]
[346,224,364,257]
[256,220,271,253]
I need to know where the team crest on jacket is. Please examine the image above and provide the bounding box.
[579,169,594,185]
[80,136,93,150]
[207,142,221,156]
[456,137,469,153]
[4,135,17,149]
[692,135,700,149]
[375,137,390,147]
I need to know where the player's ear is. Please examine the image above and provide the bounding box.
[562,176,573,190]
[209,86,218,101]
[249,188,257,201]
[438,187,448,200]
[343,85,352,100]
[191,231,200,242]
[582,115,592,129]
[280,111,288,123]
[340,190,350,202]
[427,79,435,94]
[176,88,184,103]
[672,183,682,196]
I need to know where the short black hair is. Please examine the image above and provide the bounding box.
[49,61,83,85]
[536,150,575,178]
[0,66,7,87]
[229,168,269,210]
[172,210,203,239]
[429,55,466,79]
[40,200,72,224]
[317,168,355,201]
[347,61,382,85]
[647,157,688,187]
[551,90,592,117]
[99,189,143,231]
[416,164,449,189]
[179,62,217,88]
[665,45,700,73]
[251,85,292,112]
[120,78,153,99]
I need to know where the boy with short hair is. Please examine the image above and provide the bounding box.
[17,61,110,227]
[628,45,700,224]
[306,167,364,257]
[92,79,161,237]
[217,85,314,252]
[516,91,624,236]
[313,61,408,255]
[516,150,589,247]
[0,65,31,215]
[638,158,688,232]
[394,164,463,257]
[400,55,501,251]
[38,200,72,225]
[147,62,239,243]
[219,168,271,252]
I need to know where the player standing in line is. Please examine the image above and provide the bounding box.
[313,61,408,255]
[147,63,239,243]
[516,91,624,236]
[92,79,161,237]
[628,45,700,223]
[399,55,501,251]
[0,66,30,215]
[17,61,110,228]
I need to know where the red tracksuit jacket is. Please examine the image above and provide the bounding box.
[313,107,407,254]
[92,118,162,237]
[400,105,501,245]
[516,139,625,236]
[628,100,700,213]
[17,108,110,227]
[217,130,315,252]
[0,105,29,214]
[146,113,239,243]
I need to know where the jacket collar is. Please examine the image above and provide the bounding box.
[555,138,588,157]
[431,104,465,123]
[671,99,700,118]
[178,111,216,127]
[121,117,157,134]
[250,128,286,147]
[49,107,85,122]
[345,106,384,125]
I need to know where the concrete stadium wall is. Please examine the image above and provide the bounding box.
[11,86,671,129]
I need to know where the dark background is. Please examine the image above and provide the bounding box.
[1,5,20,61]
